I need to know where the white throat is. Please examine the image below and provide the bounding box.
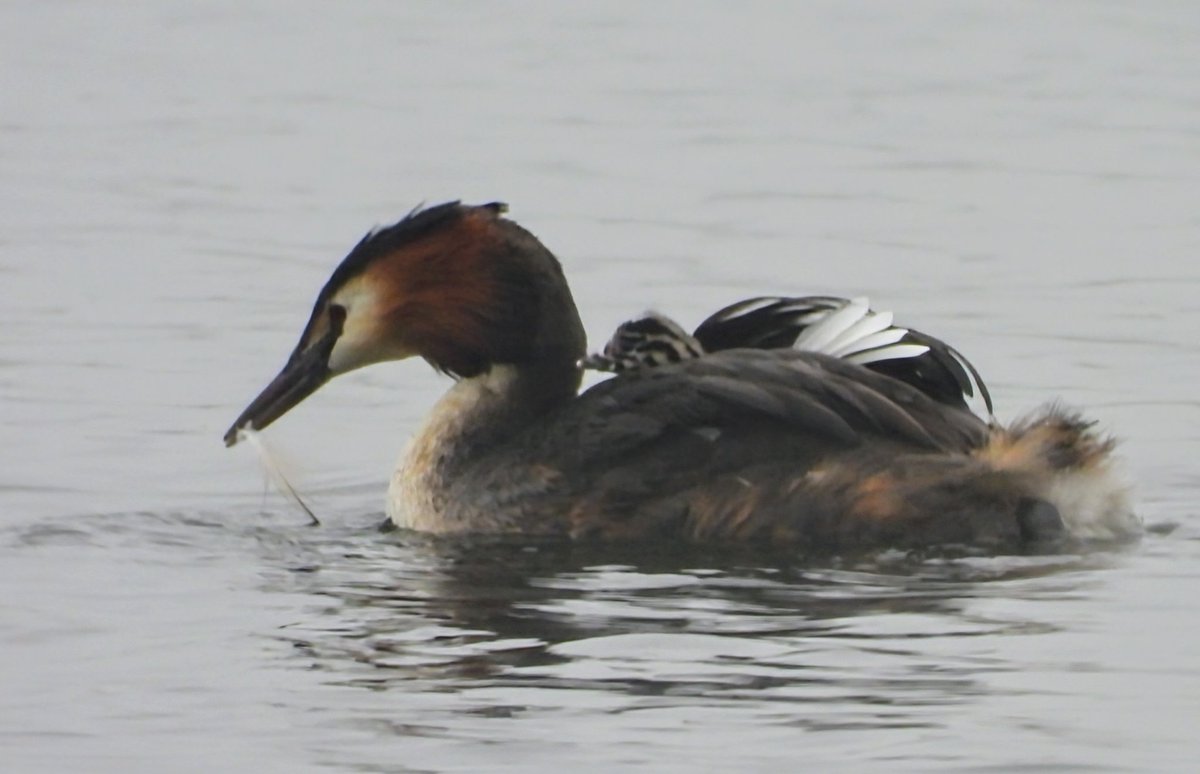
[386,365,523,532]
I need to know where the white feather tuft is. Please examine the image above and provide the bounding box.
[825,310,898,356]
[240,427,320,525]
[791,298,870,353]
[845,343,932,365]
[834,327,909,354]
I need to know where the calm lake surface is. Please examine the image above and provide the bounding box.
[3,2,1199,772]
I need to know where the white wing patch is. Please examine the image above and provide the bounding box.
[788,297,933,365]
[844,343,933,365]
[790,298,870,352]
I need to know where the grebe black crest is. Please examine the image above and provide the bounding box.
[226,201,1138,550]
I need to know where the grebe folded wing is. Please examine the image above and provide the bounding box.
[576,350,971,445]
[588,295,994,419]
[694,295,994,419]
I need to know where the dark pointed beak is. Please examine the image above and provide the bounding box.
[223,325,339,447]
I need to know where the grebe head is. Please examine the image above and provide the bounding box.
[224,201,586,446]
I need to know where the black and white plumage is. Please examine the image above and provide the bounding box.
[584,296,994,422]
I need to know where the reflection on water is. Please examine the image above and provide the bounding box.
[4,484,1191,771]
[220,514,1128,764]
[268,530,1101,680]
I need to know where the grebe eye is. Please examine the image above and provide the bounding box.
[328,304,347,332]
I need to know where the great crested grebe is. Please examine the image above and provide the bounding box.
[225,201,1137,549]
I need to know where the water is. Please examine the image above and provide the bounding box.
[3,2,1199,771]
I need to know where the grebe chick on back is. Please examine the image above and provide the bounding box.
[224,201,1138,550]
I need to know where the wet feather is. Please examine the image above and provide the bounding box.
[239,428,320,525]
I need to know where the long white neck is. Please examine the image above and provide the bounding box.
[386,364,574,533]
